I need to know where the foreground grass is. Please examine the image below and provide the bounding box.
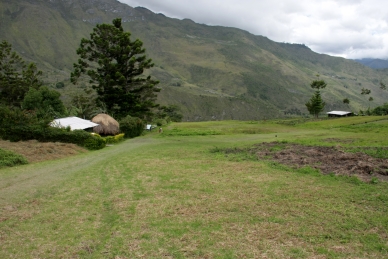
[1,117,388,258]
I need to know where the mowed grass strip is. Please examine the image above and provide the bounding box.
[0,119,387,258]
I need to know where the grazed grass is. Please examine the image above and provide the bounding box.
[0,139,87,163]
[1,117,388,258]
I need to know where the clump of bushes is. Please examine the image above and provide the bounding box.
[119,116,144,138]
[372,103,388,115]
[0,105,105,150]
[0,148,28,168]
[103,133,125,144]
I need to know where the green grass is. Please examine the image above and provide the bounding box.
[1,117,388,258]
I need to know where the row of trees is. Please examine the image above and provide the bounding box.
[0,40,65,118]
[305,75,388,117]
[0,18,184,146]
[1,18,183,124]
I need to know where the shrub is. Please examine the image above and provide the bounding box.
[114,133,125,142]
[104,136,115,144]
[55,82,65,88]
[103,133,125,144]
[372,103,388,115]
[0,148,28,168]
[83,134,106,150]
[119,116,144,138]
[0,105,105,150]
[155,119,167,126]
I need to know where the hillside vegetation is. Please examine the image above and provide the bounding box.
[1,0,388,120]
[1,117,388,258]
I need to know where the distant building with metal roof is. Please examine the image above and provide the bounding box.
[327,111,354,117]
[50,117,99,131]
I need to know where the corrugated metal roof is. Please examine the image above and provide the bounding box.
[50,117,99,130]
[327,111,352,116]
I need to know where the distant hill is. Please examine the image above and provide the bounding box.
[354,58,388,69]
[1,0,388,120]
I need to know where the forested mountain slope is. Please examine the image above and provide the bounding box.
[1,0,387,120]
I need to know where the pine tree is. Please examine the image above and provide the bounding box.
[305,77,327,118]
[305,90,325,118]
[0,41,42,107]
[71,18,160,119]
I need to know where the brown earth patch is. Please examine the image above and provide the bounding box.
[226,142,388,182]
[0,140,87,163]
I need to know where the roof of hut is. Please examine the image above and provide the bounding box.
[91,114,120,135]
[50,117,99,131]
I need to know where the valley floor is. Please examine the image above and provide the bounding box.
[1,117,388,258]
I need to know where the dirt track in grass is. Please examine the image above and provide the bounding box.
[225,142,388,182]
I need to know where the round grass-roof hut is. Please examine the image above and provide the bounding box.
[91,114,120,136]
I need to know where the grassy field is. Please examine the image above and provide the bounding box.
[1,117,388,258]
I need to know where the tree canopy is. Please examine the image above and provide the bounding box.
[0,40,43,107]
[22,86,66,118]
[71,18,160,119]
[310,79,327,90]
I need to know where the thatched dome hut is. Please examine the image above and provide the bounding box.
[91,114,120,136]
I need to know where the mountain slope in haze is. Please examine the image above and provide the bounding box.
[354,58,388,69]
[1,0,387,121]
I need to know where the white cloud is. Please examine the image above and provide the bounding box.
[118,0,388,59]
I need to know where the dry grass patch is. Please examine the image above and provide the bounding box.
[0,140,87,163]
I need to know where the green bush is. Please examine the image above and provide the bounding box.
[0,105,105,150]
[119,116,144,138]
[155,119,167,127]
[0,148,28,168]
[83,135,106,150]
[114,133,125,142]
[104,136,115,144]
[55,82,65,88]
[372,103,388,115]
[104,133,125,144]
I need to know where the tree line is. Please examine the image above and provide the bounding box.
[0,18,182,147]
[305,75,388,118]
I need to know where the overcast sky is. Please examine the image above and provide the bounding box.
[117,0,388,60]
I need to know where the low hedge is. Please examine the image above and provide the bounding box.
[0,105,105,150]
[1,125,106,150]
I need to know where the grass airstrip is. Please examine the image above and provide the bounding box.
[1,116,388,258]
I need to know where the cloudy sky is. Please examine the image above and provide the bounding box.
[117,0,388,60]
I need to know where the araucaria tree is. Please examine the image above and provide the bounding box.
[0,40,43,107]
[305,77,327,118]
[71,18,160,119]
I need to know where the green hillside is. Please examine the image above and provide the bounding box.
[1,0,387,120]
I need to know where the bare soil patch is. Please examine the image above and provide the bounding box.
[0,140,87,163]
[227,142,388,182]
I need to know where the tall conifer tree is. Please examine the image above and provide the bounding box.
[71,18,160,119]
[305,77,327,118]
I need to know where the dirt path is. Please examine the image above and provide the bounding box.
[0,137,156,206]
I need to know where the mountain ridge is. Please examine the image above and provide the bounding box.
[354,58,388,69]
[1,0,387,120]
